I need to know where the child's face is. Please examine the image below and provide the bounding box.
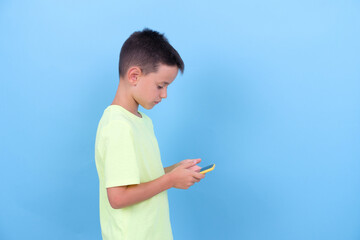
[133,64,178,109]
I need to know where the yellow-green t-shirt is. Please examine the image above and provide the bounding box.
[95,105,173,240]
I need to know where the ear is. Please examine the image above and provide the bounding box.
[127,66,142,86]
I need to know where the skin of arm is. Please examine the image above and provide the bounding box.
[107,160,204,209]
[164,158,202,174]
[107,174,173,209]
[164,163,180,174]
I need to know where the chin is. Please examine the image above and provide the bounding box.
[141,103,155,110]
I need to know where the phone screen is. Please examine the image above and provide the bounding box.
[200,164,214,172]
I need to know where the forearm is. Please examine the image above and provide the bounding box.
[114,174,173,208]
[164,163,179,174]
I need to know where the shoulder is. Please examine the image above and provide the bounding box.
[100,107,134,134]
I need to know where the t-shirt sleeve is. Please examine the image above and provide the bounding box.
[102,120,140,188]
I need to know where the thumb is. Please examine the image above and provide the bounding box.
[181,160,197,169]
[194,158,201,164]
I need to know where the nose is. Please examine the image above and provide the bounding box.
[160,88,167,99]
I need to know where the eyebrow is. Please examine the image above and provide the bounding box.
[161,82,170,85]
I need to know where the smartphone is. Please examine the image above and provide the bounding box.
[200,164,215,174]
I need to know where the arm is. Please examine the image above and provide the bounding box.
[164,163,180,174]
[164,158,202,174]
[107,161,205,209]
[107,173,173,209]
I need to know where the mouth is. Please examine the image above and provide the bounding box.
[154,101,161,104]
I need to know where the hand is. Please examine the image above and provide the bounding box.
[178,158,202,172]
[169,160,205,189]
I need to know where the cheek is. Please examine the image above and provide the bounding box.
[152,87,161,96]
[144,89,157,101]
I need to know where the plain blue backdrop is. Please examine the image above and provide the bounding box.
[1,0,359,239]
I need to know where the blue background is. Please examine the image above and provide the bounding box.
[1,0,359,239]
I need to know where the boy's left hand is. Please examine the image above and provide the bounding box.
[178,158,202,172]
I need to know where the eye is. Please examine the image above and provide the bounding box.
[157,85,163,89]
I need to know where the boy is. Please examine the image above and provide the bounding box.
[95,28,205,240]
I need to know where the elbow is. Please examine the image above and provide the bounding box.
[107,186,130,209]
[109,200,120,209]
[110,203,122,209]
[108,198,127,209]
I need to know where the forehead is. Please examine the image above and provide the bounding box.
[152,64,178,84]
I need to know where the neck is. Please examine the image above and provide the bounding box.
[111,81,141,117]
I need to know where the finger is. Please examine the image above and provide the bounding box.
[187,165,201,172]
[181,160,197,169]
[193,177,200,182]
[181,159,192,165]
[192,158,201,164]
[194,166,201,172]
[193,172,206,179]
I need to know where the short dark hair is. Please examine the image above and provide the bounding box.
[119,28,184,78]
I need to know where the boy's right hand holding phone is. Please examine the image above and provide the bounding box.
[168,160,205,189]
